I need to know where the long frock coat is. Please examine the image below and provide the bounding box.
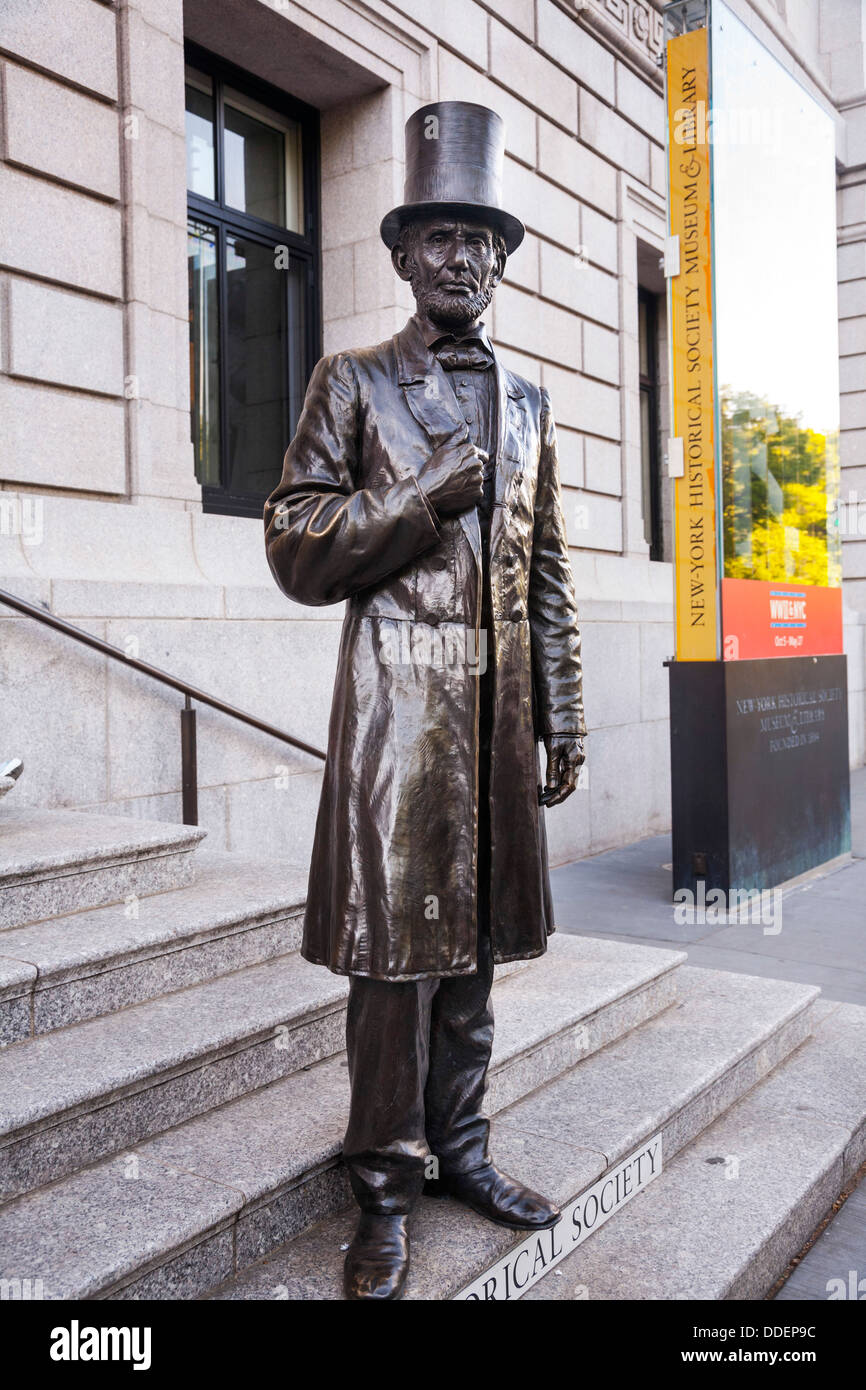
[264,315,586,980]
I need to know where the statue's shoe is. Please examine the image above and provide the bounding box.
[425,1163,561,1231]
[343,1213,410,1301]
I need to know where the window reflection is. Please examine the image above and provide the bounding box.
[225,234,305,499]
[188,220,220,487]
[639,286,663,560]
[224,89,303,232]
[722,390,840,586]
[712,2,841,588]
[185,68,215,201]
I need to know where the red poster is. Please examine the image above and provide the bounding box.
[721,578,843,661]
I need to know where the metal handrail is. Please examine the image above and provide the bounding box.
[0,585,326,825]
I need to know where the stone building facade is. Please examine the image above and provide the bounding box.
[0,0,863,872]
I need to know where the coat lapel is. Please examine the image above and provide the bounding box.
[395,319,482,571]
[394,318,528,575]
[490,364,526,563]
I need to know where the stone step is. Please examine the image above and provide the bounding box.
[0,936,683,1293]
[0,949,348,1204]
[0,934,679,1206]
[0,852,308,1044]
[200,966,820,1302]
[519,997,866,1301]
[484,934,683,1115]
[0,871,532,1049]
[0,806,206,931]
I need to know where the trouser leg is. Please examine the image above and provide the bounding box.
[343,662,496,1206]
[423,689,496,1177]
[342,971,438,1214]
[422,917,494,1176]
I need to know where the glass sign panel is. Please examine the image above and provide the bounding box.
[711,1,842,659]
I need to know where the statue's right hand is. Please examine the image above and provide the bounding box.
[417,429,486,517]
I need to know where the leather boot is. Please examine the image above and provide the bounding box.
[425,1162,560,1230]
[343,1212,410,1300]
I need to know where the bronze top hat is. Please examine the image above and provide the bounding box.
[380,101,525,255]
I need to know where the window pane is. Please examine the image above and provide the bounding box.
[185,69,215,200]
[225,233,305,499]
[223,89,303,231]
[188,219,221,487]
[283,121,304,237]
[640,389,653,548]
[713,0,841,590]
[638,297,649,378]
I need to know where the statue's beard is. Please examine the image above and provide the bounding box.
[412,279,494,332]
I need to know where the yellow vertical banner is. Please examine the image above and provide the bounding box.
[667,27,718,661]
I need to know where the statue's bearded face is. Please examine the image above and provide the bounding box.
[392,218,506,332]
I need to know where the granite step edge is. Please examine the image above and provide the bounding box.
[0,830,207,893]
[0,939,621,1202]
[0,934,678,1143]
[0,844,207,932]
[520,1000,866,1301]
[9,963,802,1302]
[0,855,312,1040]
[0,947,694,1298]
[0,955,355,1203]
[198,973,823,1302]
[487,959,682,1114]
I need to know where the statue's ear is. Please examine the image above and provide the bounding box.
[489,244,507,289]
[391,240,413,282]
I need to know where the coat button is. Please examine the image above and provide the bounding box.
[429,554,449,571]
[509,605,523,621]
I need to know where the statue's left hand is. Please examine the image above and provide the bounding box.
[539,735,585,807]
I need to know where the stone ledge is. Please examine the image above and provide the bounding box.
[204,965,818,1301]
[0,806,206,930]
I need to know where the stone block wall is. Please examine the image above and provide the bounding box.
[0,0,198,507]
[0,0,863,873]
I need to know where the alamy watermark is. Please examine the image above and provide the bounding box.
[830,490,866,537]
[0,495,43,546]
[826,1270,866,1300]
[49,1322,151,1370]
[674,883,783,935]
[378,624,487,675]
[672,100,785,151]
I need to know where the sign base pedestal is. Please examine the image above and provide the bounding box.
[669,655,851,896]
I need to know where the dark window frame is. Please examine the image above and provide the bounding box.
[185,41,321,519]
[638,286,663,562]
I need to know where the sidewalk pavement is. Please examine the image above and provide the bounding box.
[551,765,866,1007]
[549,762,866,1302]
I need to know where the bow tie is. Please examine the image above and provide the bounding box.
[432,340,494,371]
